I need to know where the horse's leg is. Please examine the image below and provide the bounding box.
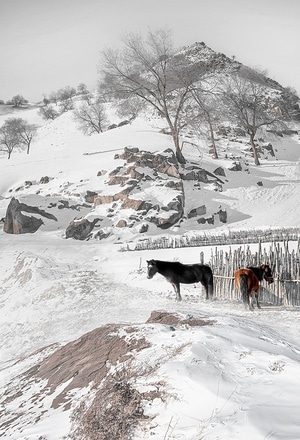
[199,281,209,300]
[205,283,210,300]
[249,293,254,311]
[255,289,261,309]
[205,284,209,300]
[172,283,182,301]
[240,274,250,309]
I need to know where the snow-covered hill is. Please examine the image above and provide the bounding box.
[1,103,300,439]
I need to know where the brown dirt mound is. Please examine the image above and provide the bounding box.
[146,310,213,327]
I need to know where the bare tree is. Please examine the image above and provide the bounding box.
[14,118,37,154]
[59,98,74,113]
[38,104,59,120]
[73,99,108,135]
[10,94,28,108]
[0,118,37,157]
[220,72,284,165]
[57,86,77,102]
[0,119,19,158]
[100,29,197,164]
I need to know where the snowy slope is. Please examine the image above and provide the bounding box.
[0,104,300,439]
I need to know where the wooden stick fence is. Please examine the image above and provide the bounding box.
[209,241,300,306]
[126,228,300,252]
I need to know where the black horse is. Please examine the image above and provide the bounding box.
[147,259,213,301]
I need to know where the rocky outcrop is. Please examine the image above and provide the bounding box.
[84,147,226,233]
[65,217,100,240]
[3,197,57,234]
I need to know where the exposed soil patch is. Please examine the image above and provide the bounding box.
[146,310,214,327]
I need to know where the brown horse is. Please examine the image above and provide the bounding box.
[234,264,274,310]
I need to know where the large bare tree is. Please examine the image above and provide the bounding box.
[99,29,197,164]
[220,71,284,165]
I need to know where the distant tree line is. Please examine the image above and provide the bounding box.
[0,94,29,107]
[39,83,92,121]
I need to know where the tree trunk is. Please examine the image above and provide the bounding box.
[171,128,186,164]
[174,139,186,164]
[207,115,218,159]
[27,140,31,154]
[249,134,260,166]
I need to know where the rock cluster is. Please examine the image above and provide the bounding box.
[92,147,185,229]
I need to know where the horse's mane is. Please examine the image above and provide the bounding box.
[155,260,183,269]
[247,266,263,281]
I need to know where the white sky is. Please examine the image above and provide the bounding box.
[0,0,299,102]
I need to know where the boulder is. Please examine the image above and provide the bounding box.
[3,197,57,234]
[85,191,98,204]
[65,217,99,240]
[228,161,242,171]
[40,176,50,184]
[139,223,149,233]
[116,219,127,228]
[213,166,226,177]
[182,167,209,183]
[218,209,227,223]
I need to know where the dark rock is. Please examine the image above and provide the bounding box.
[65,217,99,240]
[218,209,227,223]
[139,223,149,233]
[94,229,111,240]
[118,120,130,127]
[107,124,118,130]
[3,197,57,234]
[228,161,242,171]
[85,191,98,204]
[40,176,50,184]
[213,166,226,177]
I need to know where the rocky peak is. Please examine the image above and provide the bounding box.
[175,41,241,75]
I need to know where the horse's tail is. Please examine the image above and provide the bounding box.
[239,274,249,306]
